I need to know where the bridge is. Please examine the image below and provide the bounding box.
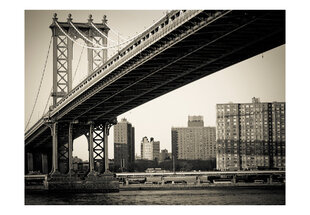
[25,10,285,192]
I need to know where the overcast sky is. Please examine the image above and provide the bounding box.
[25,10,285,160]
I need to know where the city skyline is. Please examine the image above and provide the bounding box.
[25,10,285,161]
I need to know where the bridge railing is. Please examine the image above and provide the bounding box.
[50,10,203,115]
[25,10,214,137]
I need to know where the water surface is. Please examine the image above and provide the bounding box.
[25,186,285,205]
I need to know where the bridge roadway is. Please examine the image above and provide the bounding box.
[25,10,285,150]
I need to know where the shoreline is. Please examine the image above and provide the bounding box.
[119,183,285,191]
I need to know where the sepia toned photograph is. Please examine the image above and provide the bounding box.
[24,9,285,205]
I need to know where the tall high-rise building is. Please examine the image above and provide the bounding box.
[141,137,160,160]
[216,97,285,171]
[171,116,216,160]
[114,118,135,170]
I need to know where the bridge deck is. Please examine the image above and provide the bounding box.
[25,10,285,148]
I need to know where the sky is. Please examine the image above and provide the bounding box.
[25,10,285,161]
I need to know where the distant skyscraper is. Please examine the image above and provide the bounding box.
[159,149,171,162]
[114,118,135,170]
[141,137,160,160]
[171,116,216,160]
[216,97,285,171]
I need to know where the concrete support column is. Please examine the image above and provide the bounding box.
[232,175,237,184]
[68,123,73,176]
[51,122,59,175]
[88,122,95,175]
[104,122,109,173]
[41,153,48,174]
[52,35,58,106]
[197,177,201,185]
[269,175,273,184]
[26,153,33,174]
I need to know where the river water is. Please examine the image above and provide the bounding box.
[25,186,285,205]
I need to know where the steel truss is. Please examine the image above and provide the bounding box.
[50,14,108,107]
[84,119,116,175]
[92,124,105,173]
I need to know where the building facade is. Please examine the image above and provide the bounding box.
[141,137,160,161]
[171,116,216,160]
[114,118,135,170]
[159,149,171,162]
[216,97,285,171]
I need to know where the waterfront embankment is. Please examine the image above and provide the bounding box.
[119,182,284,191]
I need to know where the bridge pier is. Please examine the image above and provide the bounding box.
[50,122,60,176]
[41,153,49,174]
[46,118,117,177]
[232,175,237,184]
[197,176,201,185]
[103,121,110,173]
[86,119,117,176]
[87,122,97,177]
[25,152,33,174]
[44,119,119,192]
[268,175,273,184]
[67,122,73,176]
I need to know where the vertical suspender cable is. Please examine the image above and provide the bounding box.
[69,21,105,48]
[25,36,52,131]
[42,87,52,117]
[89,22,117,44]
[73,46,85,81]
[41,44,85,118]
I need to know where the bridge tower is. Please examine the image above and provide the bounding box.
[50,13,109,106]
[47,14,116,179]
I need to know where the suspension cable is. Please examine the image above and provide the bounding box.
[31,11,176,129]
[56,21,127,50]
[56,21,106,50]
[103,10,174,45]
[90,22,117,44]
[42,87,52,117]
[57,9,173,51]
[97,22,151,49]
[91,22,137,48]
[73,46,85,81]
[41,43,85,118]
[69,21,105,48]
[25,36,52,131]
[104,24,127,41]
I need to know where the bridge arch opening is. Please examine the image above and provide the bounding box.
[72,135,89,174]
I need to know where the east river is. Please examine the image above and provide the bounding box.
[25,186,285,205]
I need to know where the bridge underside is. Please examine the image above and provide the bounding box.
[26,10,285,151]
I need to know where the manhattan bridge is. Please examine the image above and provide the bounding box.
[24,10,285,192]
